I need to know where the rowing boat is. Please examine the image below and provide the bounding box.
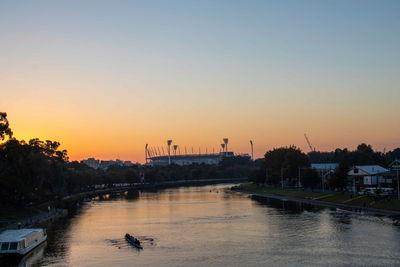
[125,234,143,249]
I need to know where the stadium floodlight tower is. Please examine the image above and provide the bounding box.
[173,145,178,156]
[223,138,229,156]
[220,143,225,155]
[167,140,173,165]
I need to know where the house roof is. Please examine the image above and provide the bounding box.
[0,229,42,242]
[311,163,338,170]
[351,165,389,175]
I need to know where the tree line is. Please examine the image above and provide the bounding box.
[0,113,254,211]
[251,143,400,191]
[2,111,399,210]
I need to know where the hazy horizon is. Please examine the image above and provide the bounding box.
[1,0,399,163]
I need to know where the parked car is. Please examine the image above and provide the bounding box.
[358,187,377,196]
[358,187,394,197]
[378,188,394,196]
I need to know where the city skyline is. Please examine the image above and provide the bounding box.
[1,0,399,162]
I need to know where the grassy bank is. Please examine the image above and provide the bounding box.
[234,183,400,212]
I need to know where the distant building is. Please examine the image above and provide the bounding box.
[81,158,100,169]
[311,163,338,174]
[81,158,134,170]
[347,165,392,190]
[148,152,250,166]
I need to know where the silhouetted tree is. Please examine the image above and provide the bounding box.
[251,146,310,186]
[356,143,374,154]
[386,148,400,163]
[0,112,13,140]
[308,151,335,163]
[327,163,349,191]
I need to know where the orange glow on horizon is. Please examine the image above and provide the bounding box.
[1,2,399,163]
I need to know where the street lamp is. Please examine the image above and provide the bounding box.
[167,140,173,165]
[298,167,301,188]
[145,144,148,164]
[173,145,178,156]
[352,166,357,197]
[390,159,400,200]
[250,140,254,161]
[397,167,399,200]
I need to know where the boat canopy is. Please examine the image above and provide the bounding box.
[0,229,44,242]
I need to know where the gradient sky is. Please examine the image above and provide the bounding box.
[1,0,399,162]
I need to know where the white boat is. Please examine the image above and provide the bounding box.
[0,228,47,255]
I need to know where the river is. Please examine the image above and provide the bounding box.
[3,184,400,266]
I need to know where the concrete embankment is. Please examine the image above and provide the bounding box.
[233,189,400,217]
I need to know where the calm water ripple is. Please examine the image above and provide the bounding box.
[2,184,400,267]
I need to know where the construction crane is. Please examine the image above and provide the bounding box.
[304,134,316,152]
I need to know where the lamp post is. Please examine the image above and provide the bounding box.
[392,160,400,200]
[173,145,178,156]
[145,144,148,164]
[167,140,172,165]
[353,170,356,197]
[250,140,254,161]
[298,167,301,188]
[397,167,399,200]
[220,144,225,155]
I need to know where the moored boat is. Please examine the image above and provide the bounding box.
[0,228,47,256]
[125,233,143,249]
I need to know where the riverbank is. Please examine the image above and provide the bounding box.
[0,208,68,232]
[7,183,400,267]
[232,183,400,217]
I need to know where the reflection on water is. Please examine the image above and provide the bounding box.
[2,184,400,266]
[0,242,46,267]
[106,236,156,250]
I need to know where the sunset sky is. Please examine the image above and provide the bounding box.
[1,0,399,163]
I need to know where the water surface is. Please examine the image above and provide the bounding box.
[4,184,400,266]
